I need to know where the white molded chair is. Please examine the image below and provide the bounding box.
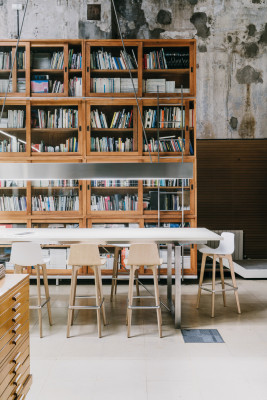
[10,242,53,338]
[67,244,106,338]
[196,232,241,317]
[125,243,162,338]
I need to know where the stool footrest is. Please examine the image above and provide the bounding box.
[68,298,104,310]
[132,295,155,299]
[30,297,50,309]
[128,305,161,310]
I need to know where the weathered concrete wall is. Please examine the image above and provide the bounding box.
[0,0,266,138]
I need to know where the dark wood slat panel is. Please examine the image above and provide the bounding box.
[197,140,267,259]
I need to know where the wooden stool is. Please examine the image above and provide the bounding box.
[126,243,162,338]
[196,232,241,318]
[67,244,106,338]
[10,242,53,338]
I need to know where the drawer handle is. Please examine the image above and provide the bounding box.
[12,351,21,363]
[12,303,21,312]
[12,292,21,301]
[12,313,21,322]
[12,323,21,334]
[14,362,21,373]
[12,334,22,345]
[15,382,23,393]
[13,373,22,385]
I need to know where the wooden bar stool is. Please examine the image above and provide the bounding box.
[126,243,162,338]
[196,232,241,317]
[67,244,107,338]
[10,242,53,338]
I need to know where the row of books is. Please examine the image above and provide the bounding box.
[32,137,78,153]
[143,179,190,187]
[0,51,11,70]
[91,78,138,93]
[91,194,138,211]
[0,180,26,188]
[91,180,138,188]
[50,51,64,69]
[90,109,133,129]
[91,137,133,152]
[143,79,184,94]
[144,107,185,128]
[0,196,27,211]
[69,77,82,96]
[32,180,78,188]
[0,109,25,128]
[90,49,138,70]
[143,138,185,153]
[0,139,25,153]
[143,48,167,69]
[144,222,190,228]
[144,192,190,211]
[30,76,64,93]
[17,51,26,69]
[68,50,82,69]
[32,195,79,212]
[31,108,78,129]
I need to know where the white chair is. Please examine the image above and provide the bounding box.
[125,243,162,338]
[196,232,241,317]
[10,242,53,338]
[67,244,107,338]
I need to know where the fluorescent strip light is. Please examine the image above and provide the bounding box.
[0,162,193,180]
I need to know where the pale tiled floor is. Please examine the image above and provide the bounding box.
[27,278,267,400]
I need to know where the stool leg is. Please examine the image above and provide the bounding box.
[14,264,23,274]
[71,266,78,326]
[97,267,107,326]
[35,265,43,338]
[67,266,76,338]
[211,255,216,318]
[153,266,162,338]
[228,255,241,314]
[135,268,140,297]
[110,247,119,301]
[127,266,135,338]
[41,264,52,326]
[94,266,102,338]
[219,257,226,307]
[196,253,207,309]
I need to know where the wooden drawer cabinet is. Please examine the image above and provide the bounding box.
[0,275,31,400]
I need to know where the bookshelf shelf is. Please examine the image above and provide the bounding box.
[0,38,197,277]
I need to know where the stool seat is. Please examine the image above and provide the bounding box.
[199,246,228,255]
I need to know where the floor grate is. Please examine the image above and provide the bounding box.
[181,329,224,343]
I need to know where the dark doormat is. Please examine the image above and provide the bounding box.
[181,329,224,343]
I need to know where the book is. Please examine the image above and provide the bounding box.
[91,136,133,152]
[91,194,138,211]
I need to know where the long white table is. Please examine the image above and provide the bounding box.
[0,227,221,328]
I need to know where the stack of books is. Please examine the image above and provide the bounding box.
[32,137,78,152]
[68,50,82,69]
[69,77,82,96]
[91,194,138,211]
[0,51,11,69]
[32,180,78,188]
[143,137,185,153]
[31,108,78,129]
[0,109,25,128]
[50,51,64,69]
[32,195,79,212]
[17,78,26,93]
[90,109,133,129]
[0,196,27,211]
[91,180,138,187]
[143,48,167,69]
[91,78,138,93]
[91,137,133,152]
[0,138,25,153]
[144,107,185,128]
[90,49,138,70]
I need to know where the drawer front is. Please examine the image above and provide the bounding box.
[0,322,29,369]
[1,367,30,400]
[12,374,32,400]
[0,284,29,320]
[0,303,29,343]
[0,311,29,353]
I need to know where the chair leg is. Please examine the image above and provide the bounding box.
[228,255,241,314]
[35,265,43,338]
[196,253,207,309]
[211,255,216,318]
[152,266,162,338]
[41,264,53,326]
[135,268,140,297]
[71,266,78,326]
[110,247,119,301]
[67,266,76,338]
[219,257,226,307]
[97,267,107,326]
[127,266,135,338]
[94,266,102,338]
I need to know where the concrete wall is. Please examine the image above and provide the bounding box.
[0,0,266,138]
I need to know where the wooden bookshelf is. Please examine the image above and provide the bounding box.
[0,38,197,277]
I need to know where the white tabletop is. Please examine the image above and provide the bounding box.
[0,228,221,245]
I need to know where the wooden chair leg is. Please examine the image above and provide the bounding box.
[35,265,43,338]
[196,253,207,309]
[135,268,140,297]
[211,255,216,318]
[110,247,119,301]
[71,266,78,326]
[219,257,226,307]
[153,266,162,338]
[127,266,135,338]
[41,264,53,326]
[67,266,76,338]
[228,255,241,314]
[97,267,107,326]
[94,266,102,338]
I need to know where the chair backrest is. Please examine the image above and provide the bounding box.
[10,242,44,267]
[68,244,102,266]
[216,232,235,255]
[127,243,161,266]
